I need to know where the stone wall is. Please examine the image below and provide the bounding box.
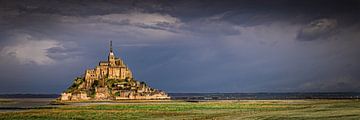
[60,92,90,101]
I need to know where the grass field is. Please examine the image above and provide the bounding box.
[0,100,359,120]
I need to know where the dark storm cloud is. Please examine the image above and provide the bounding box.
[0,0,360,93]
[46,42,82,60]
[183,15,240,36]
[297,18,338,41]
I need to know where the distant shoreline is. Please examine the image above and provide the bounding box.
[0,94,59,98]
[0,92,359,100]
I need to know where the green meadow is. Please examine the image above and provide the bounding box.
[0,100,359,120]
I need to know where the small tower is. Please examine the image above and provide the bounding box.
[108,41,116,66]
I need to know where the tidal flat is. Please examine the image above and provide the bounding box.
[0,99,360,120]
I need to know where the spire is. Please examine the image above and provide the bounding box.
[110,40,113,52]
[108,40,115,65]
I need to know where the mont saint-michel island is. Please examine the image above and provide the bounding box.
[59,41,169,101]
[2,0,360,120]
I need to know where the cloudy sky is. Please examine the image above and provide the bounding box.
[0,0,360,94]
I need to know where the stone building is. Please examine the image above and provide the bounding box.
[84,41,133,89]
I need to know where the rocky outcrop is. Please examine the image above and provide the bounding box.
[60,78,170,101]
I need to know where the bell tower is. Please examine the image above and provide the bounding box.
[108,41,115,66]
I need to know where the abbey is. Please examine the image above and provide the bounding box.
[60,41,169,101]
[84,41,133,89]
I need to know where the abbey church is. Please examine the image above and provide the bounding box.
[83,41,133,89]
[60,41,169,101]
